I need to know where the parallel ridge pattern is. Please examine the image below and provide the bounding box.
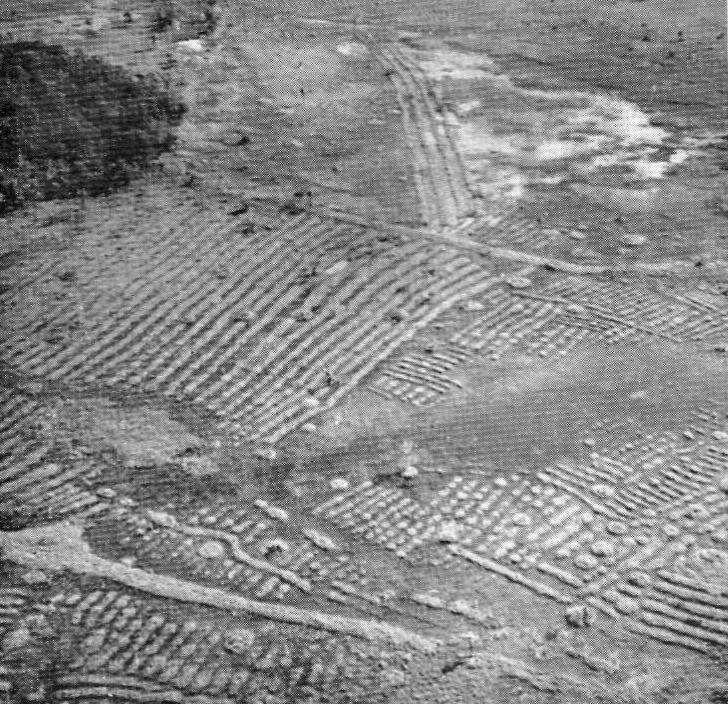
[605,443,727,519]
[0,201,211,379]
[450,210,558,251]
[312,466,728,653]
[449,275,728,366]
[216,235,495,443]
[312,476,585,601]
[540,423,728,521]
[0,199,204,317]
[430,474,620,600]
[374,42,476,229]
[312,479,467,560]
[1,211,497,443]
[375,276,663,406]
[688,402,728,435]
[592,490,728,653]
[619,567,728,653]
[663,286,728,316]
[527,452,728,654]
[64,589,245,698]
[59,589,371,701]
[368,344,471,406]
[0,587,29,633]
[532,276,728,344]
[0,388,107,522]
[53,673,231,704]
[312,475,577,601]
[450,285,592,361]
[2,208,280,371]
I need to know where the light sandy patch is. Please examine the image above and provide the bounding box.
[455,99,482,116]
[414,49,496,81]
[455,121,519,156]
[547,90,669,148]
[533,135,608,162]
[336,41,369,58]
[407,47,693,196]
[433,55,693,195]
[177,38,205,52]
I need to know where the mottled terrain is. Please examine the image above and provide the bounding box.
[1,1,727,702]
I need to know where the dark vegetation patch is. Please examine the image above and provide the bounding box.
[151,0,219,36]
[0,41,185,214]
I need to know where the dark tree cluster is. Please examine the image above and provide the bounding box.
[0,41,185,214]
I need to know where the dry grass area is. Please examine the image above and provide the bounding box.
[0,1,727,703]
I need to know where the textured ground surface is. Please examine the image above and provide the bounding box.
[1,0,727,702]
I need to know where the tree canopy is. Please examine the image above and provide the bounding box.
[0,41,185,213]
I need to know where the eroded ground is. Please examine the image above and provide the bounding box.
[1,0,727,702]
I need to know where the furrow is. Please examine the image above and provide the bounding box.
[387,46,473,217]
[167,220,341,398]
[264,269,501,441]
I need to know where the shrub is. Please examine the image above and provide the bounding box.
[151,0,218,37]
[151,3,176,32]
[0,41,185,213]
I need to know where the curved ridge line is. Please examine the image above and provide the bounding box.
[146,510,311,592]
[0,523,440,653]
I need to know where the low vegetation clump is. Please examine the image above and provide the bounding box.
[152,0,219,36]
[0,41,185,214]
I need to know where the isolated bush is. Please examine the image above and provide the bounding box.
[151,2,176,32]
[151,0,218,36]
[0,41,185,213]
